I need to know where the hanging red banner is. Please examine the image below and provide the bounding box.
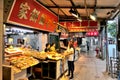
[69,28,98,32]
[60,21,98,32]
[7,0,58,32]
[81,20,89,26]
[73,22,80,27]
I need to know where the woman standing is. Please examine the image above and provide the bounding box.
[66,39,75,79]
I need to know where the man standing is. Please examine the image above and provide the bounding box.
[86,41,89,51]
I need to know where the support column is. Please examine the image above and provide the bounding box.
[117,14,120,76]
[100,21,106,60]
[105,22,109,73]
[100,20,109,73]
[101,30,104,59]
[117,14,120,57]
[0,0,3,80]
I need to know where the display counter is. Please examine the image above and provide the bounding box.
[33,58,68,80]
[3,58,68,80]
[3,47,68,80]
[3,65,28,80]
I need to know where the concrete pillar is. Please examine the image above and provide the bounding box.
[105,23,109,73]
[0,0,3,80]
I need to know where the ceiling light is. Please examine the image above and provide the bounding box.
[77,17,82,22]
[90,12,97,21]
[77,14,82,22]
[69,8,74,14]
[72,13,78,18]
[69,8,78,18]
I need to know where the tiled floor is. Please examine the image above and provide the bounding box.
[60,48,117,80]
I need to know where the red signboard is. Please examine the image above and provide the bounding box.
[69,28,98,32]
[81,20,89,26]
[73,22,80,27]
[86,31,99,37]
[66,22,72,28]
[7,0,58,32]
[89,21,98,26]
[60,20,98,32]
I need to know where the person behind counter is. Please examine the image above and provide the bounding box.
[44,43,50,52]
[50,43,56,52]
[66,39,75,79]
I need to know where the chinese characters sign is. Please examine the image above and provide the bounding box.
[18,2,30,20]
[60,21,98,32]
[86,31,99,37]
[7,0,58,32]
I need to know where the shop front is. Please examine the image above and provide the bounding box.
[2,0,120,80]
[2,0,71,80]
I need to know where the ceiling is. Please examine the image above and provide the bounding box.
[37,0,120,22]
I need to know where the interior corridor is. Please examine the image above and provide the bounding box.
[60,47,117,80]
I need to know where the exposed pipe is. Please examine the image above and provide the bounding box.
[50,0,67,16]
[45,5,116,9]
[89,0,97,21]
[84,0,89,19]
[94,0,97,11]
[69,0,79,15]
[110,3,120,19]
